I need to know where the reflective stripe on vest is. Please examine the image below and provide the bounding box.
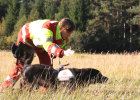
[22,25,26,42]
[22,24,33,47]
[51,45,59,54]
[6,76,16,84]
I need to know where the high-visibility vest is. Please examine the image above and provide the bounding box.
[20,19,68,58]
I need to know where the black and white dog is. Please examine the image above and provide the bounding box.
[20,64,108,91]
[11,42,108,91]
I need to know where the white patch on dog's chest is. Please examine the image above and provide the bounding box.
[57,69,74,81]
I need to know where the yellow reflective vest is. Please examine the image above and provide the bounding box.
[20,19,68,58]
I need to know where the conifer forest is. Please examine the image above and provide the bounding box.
[0,0,139,53]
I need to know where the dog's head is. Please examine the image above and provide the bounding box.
[71,68,108,84]
[11,42,35,66]
[83,68,108,84]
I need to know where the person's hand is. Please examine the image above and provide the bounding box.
[64,49,75,56]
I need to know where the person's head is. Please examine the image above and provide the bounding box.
[59,18,75,39]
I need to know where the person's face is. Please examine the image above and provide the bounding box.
[60,27,73,39]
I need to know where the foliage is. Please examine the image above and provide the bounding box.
[18,0,27,20]
[127,4,140,25]
[33,0,45,19]
[55,0,69,20]
[0,0,9,20]
[12,15,28,43]
[44,0,58,19]
[27,0,42,21]
[0,17,5,35]
[0,0,139,52]
[4,0,20,36]
[28,8,40,22]
[68,0,91,32]
[66,31,86,52]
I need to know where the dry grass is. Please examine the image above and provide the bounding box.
[0,50,140,100]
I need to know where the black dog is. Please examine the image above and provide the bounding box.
[20,64,108,91]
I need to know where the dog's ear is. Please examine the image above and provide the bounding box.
[15,47,24,59]
[11,42,24,59]
[11,43,18,58]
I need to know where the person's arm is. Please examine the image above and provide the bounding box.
[41,28,64,58]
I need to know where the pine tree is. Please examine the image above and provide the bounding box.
[68,0,91,32]
[34,0,45,18]
[0,17,5,35]
[87,0,139,52]
[127,1,140,25]
[4,0,20,36]
[27,0,42,21]
[28,9,40,21]
[18,0,27,19]
[44,0,58,19]
[55,0,69,20]
[0,0,9,20]
[125,0,140,51]
[12,15,27,43]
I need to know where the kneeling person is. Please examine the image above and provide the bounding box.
[0,18,75,92]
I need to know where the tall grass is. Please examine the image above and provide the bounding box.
[0,50,140,100]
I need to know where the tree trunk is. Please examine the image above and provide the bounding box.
[130,25,133,52]
[123,23,126,51]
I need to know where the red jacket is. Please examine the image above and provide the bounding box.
[18,19,69,58]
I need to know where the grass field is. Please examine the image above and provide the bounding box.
[0,50,140,100]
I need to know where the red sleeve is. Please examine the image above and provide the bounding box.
[47,44,64,58]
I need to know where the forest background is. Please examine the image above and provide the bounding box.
[0,0,139,53]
